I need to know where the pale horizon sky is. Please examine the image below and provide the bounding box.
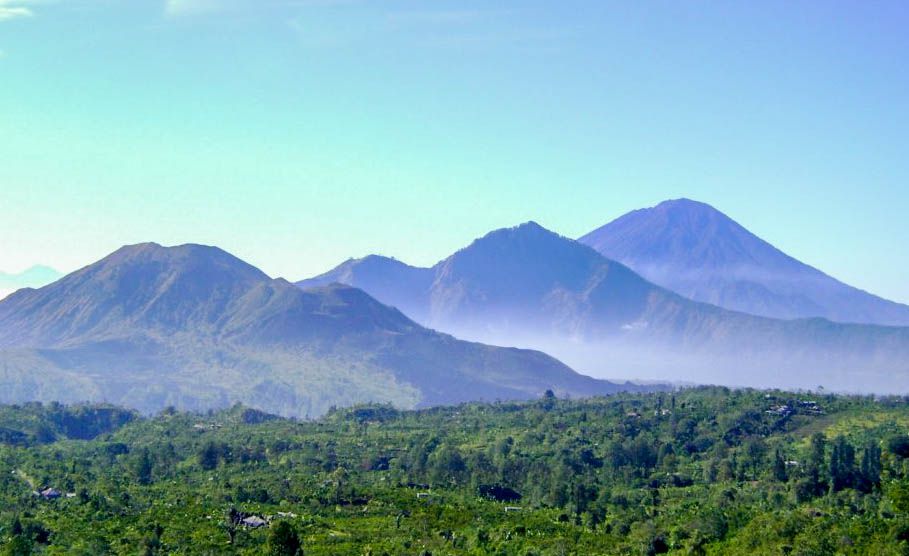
[2,1,908,303]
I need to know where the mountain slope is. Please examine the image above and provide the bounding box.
[299,255,433,323]
[299,223,909,393]
[0,243,632,417]
[578,198,909,326]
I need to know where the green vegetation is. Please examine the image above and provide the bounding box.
[1,388,909,554]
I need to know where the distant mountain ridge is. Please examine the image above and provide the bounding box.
[578,198,909,326]
[300,222,909,393]
[0,243,634,417]
[309,255,434,323]
[0,265,62,300]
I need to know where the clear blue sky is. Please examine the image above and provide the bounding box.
[1,1,907,302]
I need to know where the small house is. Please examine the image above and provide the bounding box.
[241,516,268,528]
[40,487,61,500]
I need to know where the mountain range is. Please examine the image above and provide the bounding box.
[0,243,632,417]
[300,220,909,393]
[579,199,909,326]
[2,198,906,416]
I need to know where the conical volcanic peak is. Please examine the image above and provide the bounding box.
[580,199,803,272]
[579,199,909,325]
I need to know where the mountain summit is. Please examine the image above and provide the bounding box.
[578,199,909,326]
[0,242,269,347]
[0,243,630,417]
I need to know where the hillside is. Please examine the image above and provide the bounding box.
[0,243,633,417]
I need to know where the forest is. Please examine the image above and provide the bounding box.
[2,387,909,555]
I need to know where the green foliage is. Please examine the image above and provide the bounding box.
[0,402,136,447]
[0,387,906,554]
[198,441,221,471]
[887,435,909,458]
[267,521,303,556]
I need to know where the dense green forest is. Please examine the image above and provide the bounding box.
[1,388,909,555]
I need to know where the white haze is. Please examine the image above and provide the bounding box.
[436,324,908,396]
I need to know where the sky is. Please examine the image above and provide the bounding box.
[1,1,907,302]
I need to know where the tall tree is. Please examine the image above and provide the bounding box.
[857,442,882,493]
[806,433,827,496]
[772,449,787,482]
[133,448,153,486]
[829,436,855,493]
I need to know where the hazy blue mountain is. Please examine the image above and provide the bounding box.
[578,198,909,326]
[299,255,433,323]
[0,243,634,417]
[300,222,909,393]
[300,223,655,335]
[0,265,62,299]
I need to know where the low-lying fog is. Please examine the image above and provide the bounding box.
[442,326,908,395]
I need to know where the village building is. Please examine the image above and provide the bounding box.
[241,515,268,528]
